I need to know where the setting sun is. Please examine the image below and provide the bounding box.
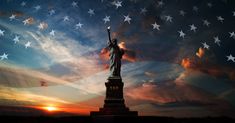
[43,106,58,112]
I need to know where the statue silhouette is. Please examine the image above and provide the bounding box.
[107,26,124,78]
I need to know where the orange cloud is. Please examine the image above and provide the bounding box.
[181,58,192,69]
[196,47,205,58]
[100,41,136,63]
[24,17,35,25]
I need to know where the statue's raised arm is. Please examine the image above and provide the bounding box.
[107,26,112,45]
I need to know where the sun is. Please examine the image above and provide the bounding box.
[43,106,58,112]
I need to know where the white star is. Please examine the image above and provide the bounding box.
[233,11,235,16]
[25,41,31,49]
[49,9,55,15]
[179,10,186,16]
[75,22,83,29]
[34,5,41,11]
[114,1,122,9]
[49,30,55,36]
[202,42,209,50]
[217,16,224,23]
[0,29,5,36]
[103,16,110,24]
[123,15,131,24]
[140,8,147,15]
[88,9,95,16]
[229,32,235,38]
[151,22,160,30]
[157,0,164,7]
[207,2,213,8]
[178,30,185,38]
[189,24,197,32]
[23,18,30,25]
[63,16,69,21]
[203,19,210,27]
[165,15,173,22]
[37,22,47,30]
[38,23,44,30]
[13,35,20,44]
[0,53,8,60]
[214,36,221,46]
[9,14,16,21]
[227,54,235,62]
[21,1,26,6]
[72,1,78,7]
[193,6,198,12]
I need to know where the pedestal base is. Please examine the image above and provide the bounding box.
[90,77,138,117]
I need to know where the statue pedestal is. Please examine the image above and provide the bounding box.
[90,77,138,116]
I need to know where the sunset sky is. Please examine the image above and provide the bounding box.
[0,0,235,117]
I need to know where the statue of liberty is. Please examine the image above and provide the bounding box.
[107,26,124,78]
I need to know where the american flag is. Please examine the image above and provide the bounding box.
[0,0,235,117]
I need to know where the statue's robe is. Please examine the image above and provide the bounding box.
[108,43,124,77]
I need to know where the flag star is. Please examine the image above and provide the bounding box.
[165,15,173,22]
[123,15,131,24]
[0,29,5,36]
[23,18,30,25]
[193,6,199,12]
[179,10,186,16]
[38,22,47,30]
[157,0,164,7]
[9,14,16,21]
[202,42,209,50]
[72,1,78,7]
[229,32,235,38]
[13,35,20,44]
[21,1,26,6]
[214,36,221,46]
[189,24,197,32]
[114,1,122,9]
[227,54,235,62]
[217,16,224,23]
[88,9,95,16]
[25,41,31,49]
[49,30,55,36]
[63,16,69,21]
[34,5,41,11]
[103,16,110,24]
[38,23,44,30]
[49,9,55,15]
[203,19,210,27]
[151,22,160,30]
[140,8,147,15]
[178,30,186,38]
[75,22,83,29]
[207,2,213,8]
[0,53,8,60]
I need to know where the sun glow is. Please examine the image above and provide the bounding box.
[43,106,58,112]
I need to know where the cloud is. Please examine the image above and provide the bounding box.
[27,31,104,81]
[196,47,205,58]
[99,41,137,64]
[0,85,72,106]
[126,81,213,104]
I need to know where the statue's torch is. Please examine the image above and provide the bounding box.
[107,26,112,43]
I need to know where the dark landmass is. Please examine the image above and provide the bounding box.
[0,116,235,123]
[1,106,235,123]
